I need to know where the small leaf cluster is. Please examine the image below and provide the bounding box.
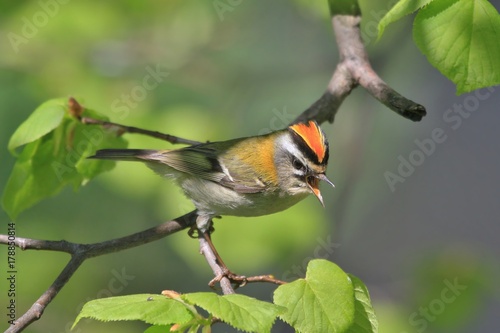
[378,0,500,94]
[2,98,127,219]
[73,259,378,333]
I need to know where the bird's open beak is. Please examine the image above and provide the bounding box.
[306,173,335,207]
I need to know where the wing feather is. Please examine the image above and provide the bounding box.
[152,145,267,193]
[93,144,269,194]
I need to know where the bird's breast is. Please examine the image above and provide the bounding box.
[178,176,306,217]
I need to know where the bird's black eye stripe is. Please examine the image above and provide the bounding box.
[292,157,305,171]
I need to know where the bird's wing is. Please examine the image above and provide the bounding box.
[150,147,225,182]
[157,146,267,194]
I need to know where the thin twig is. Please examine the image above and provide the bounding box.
[80,117,202,146]
[199,235,287,290]
[68,97,201,146]
[245,275,286,285]
[198,231,285,293]
[198,236,235,295]
[1,211,197,333]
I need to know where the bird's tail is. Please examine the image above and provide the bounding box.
[88,149,159,162]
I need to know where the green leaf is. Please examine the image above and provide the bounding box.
[182,292,283,333]
[144,325,172,333]
[345,274,378,333]
[73,294,193,329]
[377,0,435,40]
[8,98,66,155]
[2,99,127,219]
[274,259,355,333]
[2,132,88,220]
[413,0,500,94]
[72,108,126,181]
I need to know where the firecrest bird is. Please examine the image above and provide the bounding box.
[90,120,334,232]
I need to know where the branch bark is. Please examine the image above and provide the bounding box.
[80,117,202,146]
[1,211,197,333]
[198,236,236,295]
[293,15,426,125]
[67,97,202,146]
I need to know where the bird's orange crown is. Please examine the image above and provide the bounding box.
[288,120,329,165]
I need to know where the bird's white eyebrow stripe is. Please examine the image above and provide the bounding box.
[277,133,303,158]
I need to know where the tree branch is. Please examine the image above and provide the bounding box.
[81,117,202,146]
[293,14,426,125]
[1,211,197,333]
[197,228,286,295]
[198,236,236,295]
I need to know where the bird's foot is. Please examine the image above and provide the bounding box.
[188,224,215,239]
[209,269,248,289]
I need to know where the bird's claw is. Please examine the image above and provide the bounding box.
[188,225,199,239]
[209,270,247,289]
[188,224,215,239]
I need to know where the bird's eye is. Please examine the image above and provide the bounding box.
[292,158,305,171]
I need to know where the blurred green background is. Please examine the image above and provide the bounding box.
[1,1,499,332]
